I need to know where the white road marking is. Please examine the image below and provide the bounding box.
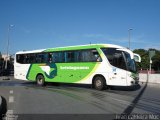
[5,90,16,120]
[9,96,14,103]
[112,97,131,106]
[10,90,14,94]
[6,109,13,114]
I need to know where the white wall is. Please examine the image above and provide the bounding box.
[139,73,160,84]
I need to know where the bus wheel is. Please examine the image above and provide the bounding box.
[93,76,106,90]
[36,74,45,86]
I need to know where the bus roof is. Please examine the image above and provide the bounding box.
[16,44,126,54]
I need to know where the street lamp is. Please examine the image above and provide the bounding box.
[5,25,14,70]
[128,28,133,49]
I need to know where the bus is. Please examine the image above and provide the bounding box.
[14,44,140,90]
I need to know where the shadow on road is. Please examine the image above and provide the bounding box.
[20,81,143,95]
[122,75,149,114]
[0,96,7,119]
[44,83,93,92]
[108,84,141,91]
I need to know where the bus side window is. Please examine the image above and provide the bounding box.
[24,54,29,64]
[29,54,36,63]
[64,51,74,62]
[52,52,58,63]
[95,55,101,62]
[92,50,102,62]
[80,49,100,62]
[16,54,24,64]
[48,53,52,63]
[74,51,81,62]
[81,50,89,62]
[36,54,41,63]
[36,53,47,63]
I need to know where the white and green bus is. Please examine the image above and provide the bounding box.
[14,44,140,90]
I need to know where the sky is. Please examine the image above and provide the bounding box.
[0,0,160,54]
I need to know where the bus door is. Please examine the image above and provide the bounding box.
[102,48,128,86]
[109,66,127,86]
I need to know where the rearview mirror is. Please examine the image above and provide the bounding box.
[134,53,141,62]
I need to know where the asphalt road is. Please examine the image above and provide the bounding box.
[0,76,160,120]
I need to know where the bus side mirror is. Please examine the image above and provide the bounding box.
[134,53,141,62]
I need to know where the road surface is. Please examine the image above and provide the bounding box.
[0,76,160,120]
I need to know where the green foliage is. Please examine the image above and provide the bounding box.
[152,50,160,71]
[133,49,160,71]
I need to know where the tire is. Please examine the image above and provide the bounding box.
[93,76,106,90]
[36,74,45,86]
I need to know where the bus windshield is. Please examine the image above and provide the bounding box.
[124,52,137,73]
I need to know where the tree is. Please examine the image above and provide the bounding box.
[133,49,160,72]
[133,49,149,70]
[152,50,160,71]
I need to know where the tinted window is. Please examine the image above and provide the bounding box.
[80,50,99,62]
[65,51,75,62]
[16,53,48,64]
[29,54,36,63]
[16,54,25,64]
[52,52,65,63]
[52,49,101,63]
[16,49,101,64]
[102,48,127,70]
[36,53,48,63]
[124,52,137,73]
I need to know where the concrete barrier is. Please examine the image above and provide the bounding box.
[139,73,160,84]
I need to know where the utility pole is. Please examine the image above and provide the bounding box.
[128,28,133,49]
[5,25,13,70]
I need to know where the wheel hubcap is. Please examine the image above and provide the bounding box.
[38,78,43,84]
[96,80,102,87]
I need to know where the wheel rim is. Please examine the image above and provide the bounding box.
[96,79,102,88]
[37,76,43,85]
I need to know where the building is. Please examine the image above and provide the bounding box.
[2,54,11,61]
